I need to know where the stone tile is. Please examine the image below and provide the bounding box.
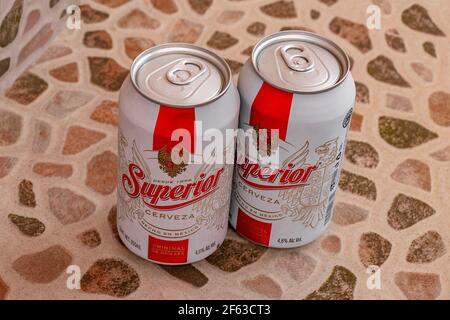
[391,159,431,191]
[31,120,51,153]
[428,91,450,127]
[48,187,96,225]
[88,57,129,91]
[13,245,72,283]
[332,202,369,226]
[319,0,338,6]
[217,10,244,25]
[49,62,78,82]
[423,41,437,58]
[387,194,435,230]
[0,0,23,48]
[33,162,73,178]
[274,251,316,283]
[94,0,129,8]
[280,25,315,33]
[0,57,10,78]
[161,265,208,288]
[124,37,154,59]
[310,9,320,20]
[406,231,446,263]
[0,110,21,146]
[108,205,119,240]
[368,55,410,87]
[206,239,266,272]
[83,30,112,49]
[37,45,72,63]
[430,145,450,162]
[225,59,243,75]
[355,82,369,104]
[18,23,53,64]
[149,0,177,14]
[411,62,433,83]
[0,276,8,299]
[329,17,372,53]
[247,22,266,36]
[23,9,40,34]
[260,1,297,18]
[0,157,17,179]
[345,140,379,168]
[338,170,377,201]
[49,0,60,8]
[78,229,101,248]
[241,45,254,56]
[401,4,445,36]
[8,214,45,237]
[372,0,391,14]
[46,90,95,118]
[117,9,160,29]
[386,94,413,112]
[168,19,204,44]
[188,0,213,15]
[86,151,118,195]
[321,235,341,254]
[90,100,118,126]
[5,72,48,105]
[395,272,441,300]
[207,31,238,50]
[306,266,356,300]
[18,179,36,207]
[349,112,363,132]
[385,29,406,53]
[379,116,437,148]
[242,275,282,299]
[80,4,109,24]
[62,126,106,155]
[81,258,139,297]
[359,232,391,267]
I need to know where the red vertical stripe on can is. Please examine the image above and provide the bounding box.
[249,82,293,141]
[236,208,272,246]
[148,236,189,264]
[153,106,195,153]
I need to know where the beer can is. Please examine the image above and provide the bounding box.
[118,44,240,264]
[230,31,355,248]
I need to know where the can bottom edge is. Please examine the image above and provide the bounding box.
[229,223,328,249]
[118,230,225,266]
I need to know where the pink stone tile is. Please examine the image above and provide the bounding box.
[13,245,72,283]
[18,23,54,65]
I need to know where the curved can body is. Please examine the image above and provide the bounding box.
[230,31,355,248]
[118,44,240,264]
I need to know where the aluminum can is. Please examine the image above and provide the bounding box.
[118,44,239,264]
[230,31,355,248]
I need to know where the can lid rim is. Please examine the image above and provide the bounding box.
[130,43,232,108]
[251,31,351,94]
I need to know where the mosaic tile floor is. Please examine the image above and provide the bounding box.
[1,0,449,300]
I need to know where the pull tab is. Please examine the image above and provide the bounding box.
[280,45,314,72]
[166,59,207,85]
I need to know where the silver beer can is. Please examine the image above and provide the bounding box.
[230,31,355,248]
[118,44,239,264]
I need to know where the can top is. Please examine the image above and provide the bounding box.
[131,44,231,107]
[252,31,351,93]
